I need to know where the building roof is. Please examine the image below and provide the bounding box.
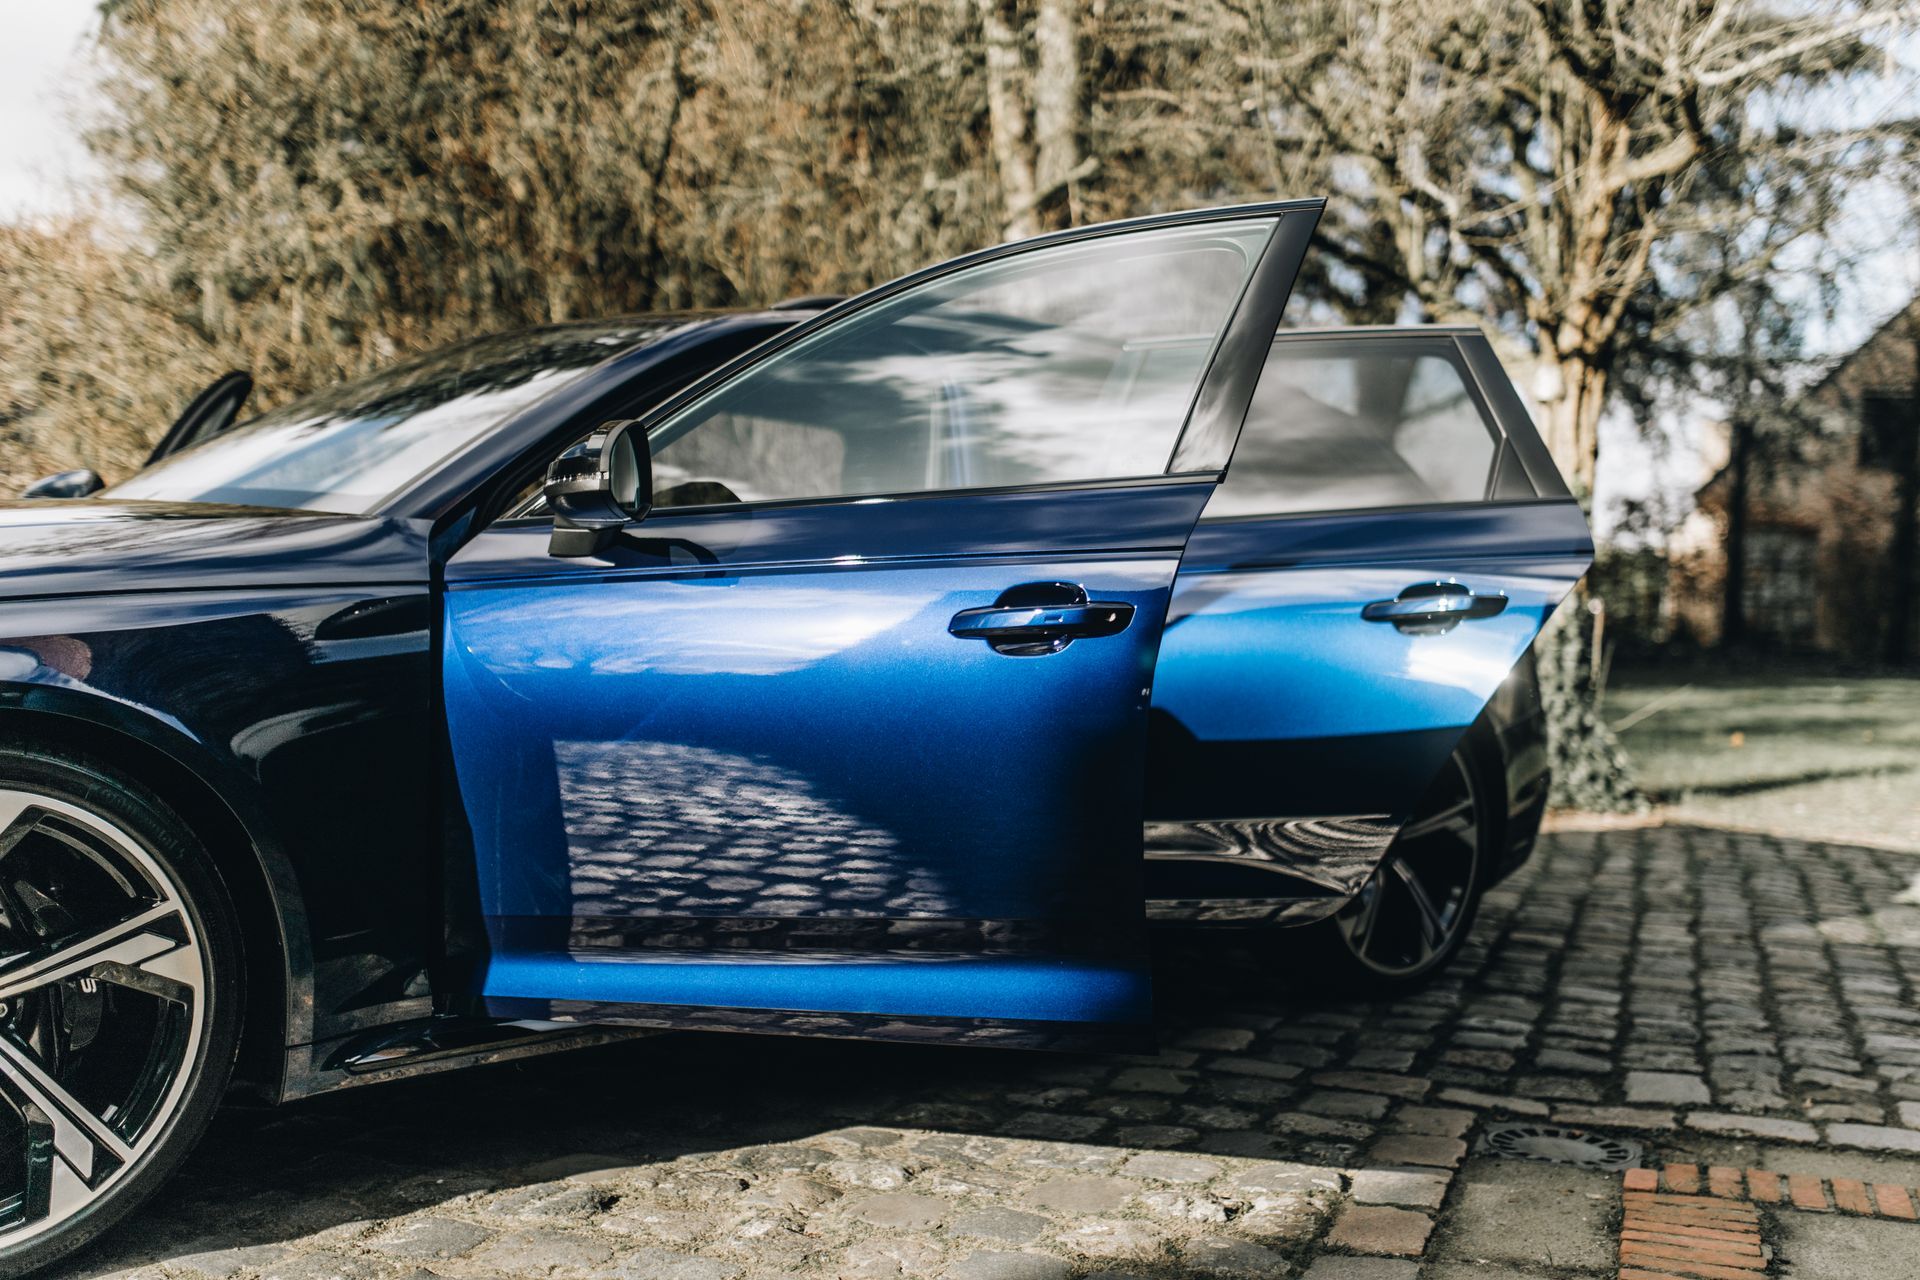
[1804,295,1920,400]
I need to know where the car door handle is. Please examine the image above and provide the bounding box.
[950,583,1134,656]
[1362,583,1508,633]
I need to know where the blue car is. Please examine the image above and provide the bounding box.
[0,202,1589,1268]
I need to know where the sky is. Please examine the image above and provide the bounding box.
[3,3,1915,541]
[0,4,101,221]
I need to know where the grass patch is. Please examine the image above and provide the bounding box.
[1606,662,1920,850]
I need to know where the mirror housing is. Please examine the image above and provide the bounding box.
[545,419,650,557]
[21,469,105,500]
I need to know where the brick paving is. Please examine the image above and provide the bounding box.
[1630,1161,1920,1222]
[1617,1190,1767,1279]
[49,824,1920,1279]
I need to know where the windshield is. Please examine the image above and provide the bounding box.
[107,318,697,513]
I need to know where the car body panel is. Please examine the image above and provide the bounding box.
[1146,502,1588,812]
[445,485,1205,1032]
[0,572,437,1059]
[0,502,429,598]
[1142,330,1590,920]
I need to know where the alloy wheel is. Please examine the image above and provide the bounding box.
[1332,749,1481,977]
[0,788,206,1248]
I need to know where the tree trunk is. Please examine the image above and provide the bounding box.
[979,0,1039,242]
[1535,347,1606,501]
[979,0,1084,241]
[1532,343,1641,810]
[1722,415,1752,649]
[1538,602,1644,813]
[1030,0,1081,228]
[1887,311,1920,666]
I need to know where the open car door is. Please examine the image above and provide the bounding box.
[442,203,1321,1044]
[1145,327,1592,930]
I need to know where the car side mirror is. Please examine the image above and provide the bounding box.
[21,469,105,500]
[545,419,650,557]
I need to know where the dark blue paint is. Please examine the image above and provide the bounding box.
[0,501,429,597]
[448,480,1215,585]
[1176,499,1592,572]
[0,577,436,1071]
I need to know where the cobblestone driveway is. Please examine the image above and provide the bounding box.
[53,824,1920,1280]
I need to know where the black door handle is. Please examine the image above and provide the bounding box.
[950,583,1134,656]
[1362,582,1508,634]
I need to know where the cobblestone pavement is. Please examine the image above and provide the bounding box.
[52,824,1920,1280]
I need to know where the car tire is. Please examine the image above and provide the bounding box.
[1293,741,1493,996]
[0,740,242,1274]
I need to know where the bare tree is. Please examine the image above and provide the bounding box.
[978,0,1094,239]
[3,0,1003,474]
[1144,0,1913,499]
[0,217,223,489]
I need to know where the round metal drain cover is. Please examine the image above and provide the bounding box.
[1478,1124,1643,1171]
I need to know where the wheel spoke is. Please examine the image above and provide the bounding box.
[0,1031,133,1180]
[0,796,40,858]
[0,901,182,1003]
[1348,873,1385,959]
[19,1100,55,1224]
[1389,856,1446,953]
[1333,750,1480,979]
[1395,798,1473,843]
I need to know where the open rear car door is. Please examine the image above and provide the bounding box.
[1146,327,1592,927]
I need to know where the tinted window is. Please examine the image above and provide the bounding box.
[1207,338,1498,517]
[646,221,1275,508]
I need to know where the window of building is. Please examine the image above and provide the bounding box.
[1742,526,1819,647]
[1860,394,1916,471]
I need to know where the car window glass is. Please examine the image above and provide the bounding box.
[1207,340,1498,517]
[108,319,688,513]
[645,220,1275,508]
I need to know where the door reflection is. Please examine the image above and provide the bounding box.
[554,738,956,920]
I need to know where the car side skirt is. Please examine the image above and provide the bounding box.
[478,997,1150,1053]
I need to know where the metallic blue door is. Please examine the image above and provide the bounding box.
[1143,330,1593,918]
[1149,500,1591,818]
[443,483,1211,1037]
